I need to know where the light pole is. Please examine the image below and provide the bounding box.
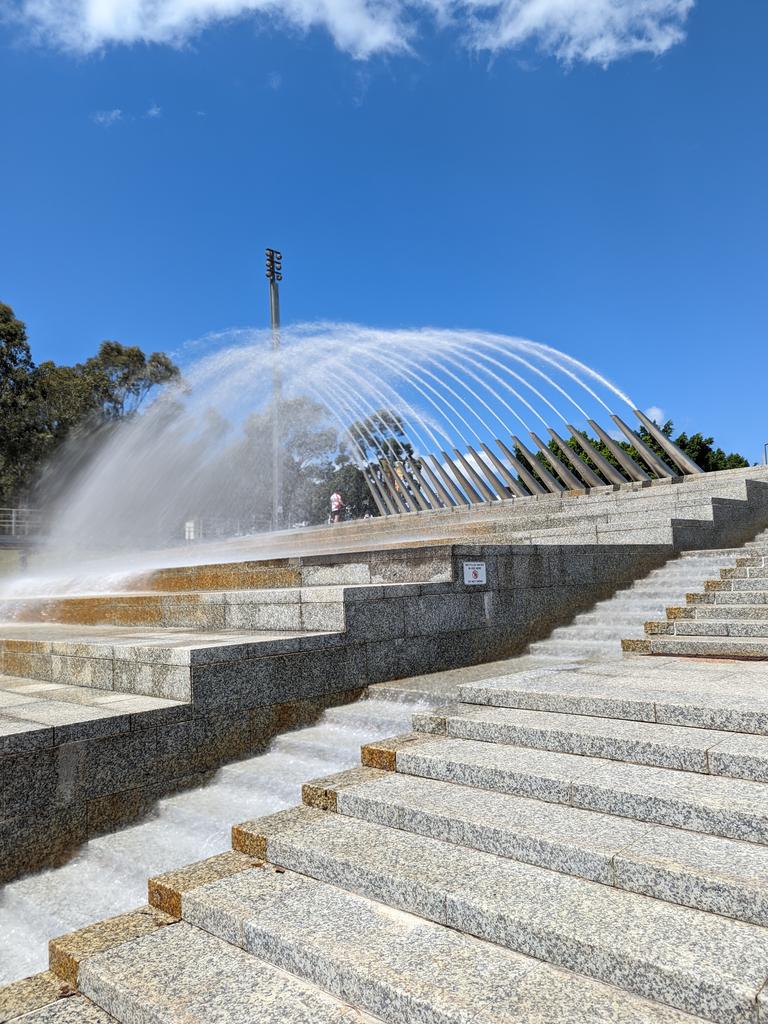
[265,248,283,531]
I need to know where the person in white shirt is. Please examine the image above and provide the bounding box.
[330,491,344,524]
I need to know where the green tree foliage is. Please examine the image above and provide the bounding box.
[538,419,750,487]
[0,302,181,505]
[0,304,37,504]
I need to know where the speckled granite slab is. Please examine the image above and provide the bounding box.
[323,770,768,925]
[77,921,374,1023]
[263,810,768,1024]
[183,864,711,1024]
[10,996,113,1022]
[394,736,768,843]
[427,705,768,780]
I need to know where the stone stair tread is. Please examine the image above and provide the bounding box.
[183,858,712,1024]
[692,606,768,619]
[391,735,768,843]
[10,995,115,1021]
[427,704,768,778]
[672,622,768,637]
[641,636,768,659]
[456,674,768,735]
[326,769,768,925]
[77,920,374,1023]
[257,809,768,1023]
[713,593,768,604]
[0,621,322,649]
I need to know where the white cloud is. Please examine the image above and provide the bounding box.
[145,103,162,117]
[645,405,665,424]
[266,71,282,90]
[91,108,122,126]
[13,0,695,63]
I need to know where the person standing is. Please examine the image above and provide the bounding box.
[330,490,344,524]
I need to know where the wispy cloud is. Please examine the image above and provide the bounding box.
[91,108,122,126]
[266,71,282,91]
[145,104,162,118]
[645,405,666,424]
[12,0,695,64]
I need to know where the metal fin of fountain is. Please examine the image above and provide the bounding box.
[360,404,701,516]
[22,319,702,563]
[302,326,703,517]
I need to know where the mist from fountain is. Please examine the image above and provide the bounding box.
[0,322,638,602]
[0,697,418,985]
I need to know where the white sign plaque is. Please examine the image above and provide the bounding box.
[463,561,487,586]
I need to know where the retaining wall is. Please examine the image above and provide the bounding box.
[3,472,768,882]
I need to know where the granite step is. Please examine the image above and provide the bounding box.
[671,621,768,638]
[626,636,768,660]
[310,768,768,926]
[76,919,376,1023]
[728,580,768,592]
[182,856,714,1024]
[550,625,646,641]
[687,605,768,620]
[379,734,768,844]
[577,607,666,620]
[239,807,768,1024]
[614,587,701,599]
[711,592,768,605]
[3,995,115,1021]
[527,639,621,659]
[412,704,768,779]
[456,675,768,735]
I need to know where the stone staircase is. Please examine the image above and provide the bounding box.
[625,528,768,660]
[5,468,768,1021]
[526,548,748,663]
[9,649,768,1022]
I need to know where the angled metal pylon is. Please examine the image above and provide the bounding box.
[547,429,604,488]
[467,445,507,499]
[529,432,584,491]
[443,451,484,503]
[566,425,626,486]
[480,442,528,497]
[587,420,650,482]
[428,454,470,506]
[634,409,703,475]
[495,439,547,495]
[420,458,456,507]
[408,459,443,509]
[511,435,564,495]
[611,415,675,479]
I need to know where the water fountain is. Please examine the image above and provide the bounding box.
[0,320,729,990]
[0,321,692,601]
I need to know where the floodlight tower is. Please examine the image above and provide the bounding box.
[265,247,283,531]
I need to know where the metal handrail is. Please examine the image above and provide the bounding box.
[0,507,42,537]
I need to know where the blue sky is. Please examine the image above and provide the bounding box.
[1,0,766,460]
